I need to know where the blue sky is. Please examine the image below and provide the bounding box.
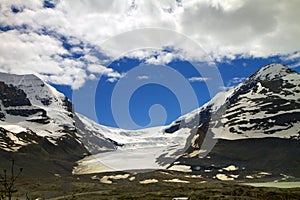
[53,55,300,129]
[0,0,300,129]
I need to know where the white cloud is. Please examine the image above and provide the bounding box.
[87,64,114,74]
[226,76,247,87]
[145,52,174,65]
[289,62,300,69]
[219,86,232,91]
[72,69,87,90]
[188,77,210,82]
[219,76,247,90]
[107,77,118,83]
[280,52,300,69]
[231,77,246,84]
[84,55,100,63]
[0,0,299,88]
[127,49,188,66]
[281,52,300,62]
[0,30,66,74]
[137,75,149,80]
[106,72,126,83]
[88,74,97,80]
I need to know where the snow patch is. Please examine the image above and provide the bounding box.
[216,174,234,181]
[229,174,239,179]
[6,132,26,146]
[223,165,238,171]
[184,175,202,178]
[163,179,190,183]
[0,124,27,133]
[252,64,289,81]
[74,147,167,174]
[258,172,272,176]
[100,176,113,184]
[187,149,206,157]
[139,179,158,184]
[74,115,194,174]
[168,165,192,172]
[100,174,130,184]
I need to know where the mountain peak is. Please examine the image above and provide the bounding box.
[0,72,65,105]
[250,63,292,81]
[0,72,40,82]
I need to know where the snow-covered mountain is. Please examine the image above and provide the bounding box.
[167,63,300,140]
[0,72,190,175]
[166,63,300,180]
[0,73,74,146]
[0,73,118,176]
[0,63,299,180]
[74,63,300,180]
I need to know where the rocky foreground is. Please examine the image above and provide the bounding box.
[10,170,300,200]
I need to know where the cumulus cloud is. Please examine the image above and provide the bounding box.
[127,48,190,66]
[145,52,174,65]
[0,0,299,88]
[0,30,66,73]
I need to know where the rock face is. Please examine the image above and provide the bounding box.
[0,73,117,177]
[166,64,300,180]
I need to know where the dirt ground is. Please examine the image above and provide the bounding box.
[8,170,300,200]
